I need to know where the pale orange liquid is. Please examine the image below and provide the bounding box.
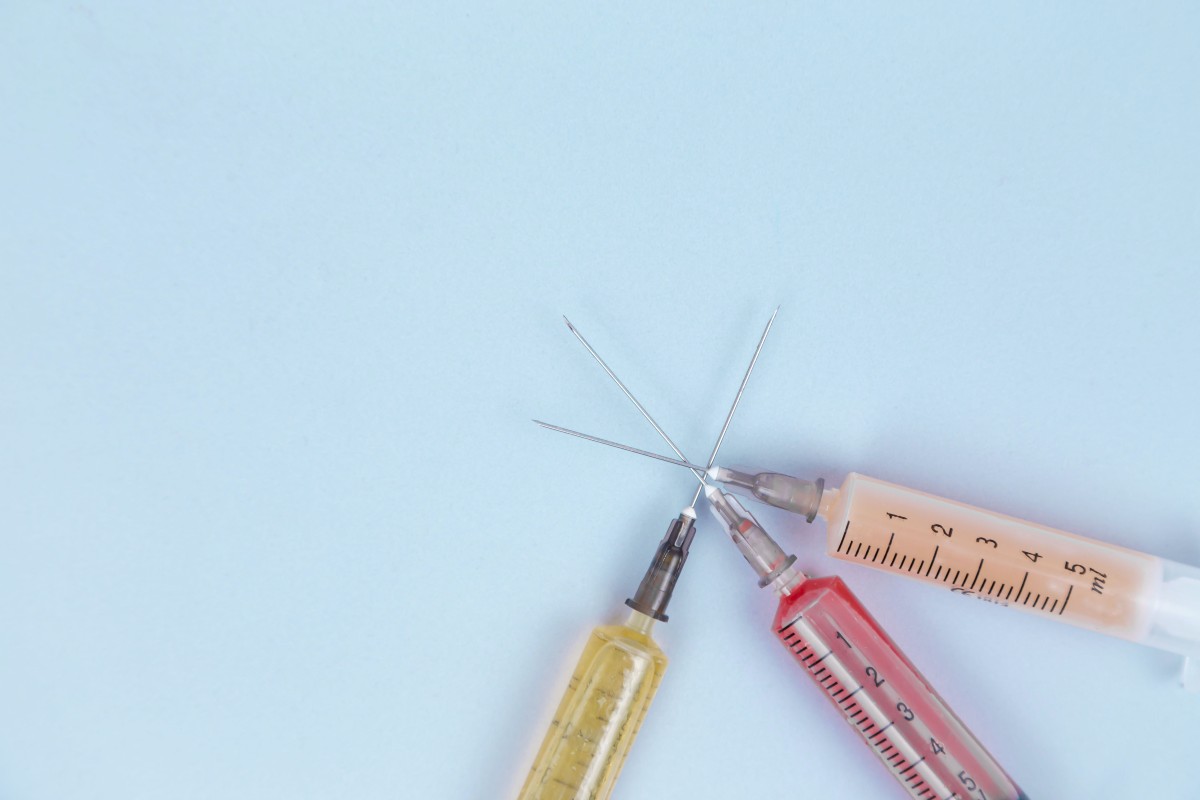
[821,474,1162,639]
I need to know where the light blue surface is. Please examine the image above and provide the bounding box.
[2,3,1199,798]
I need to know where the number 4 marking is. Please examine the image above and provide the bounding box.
[1023,551,1042,563]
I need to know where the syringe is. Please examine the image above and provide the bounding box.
[704,485,1028,800]
[533,425,1200,690]
[515,516,687,800]
[516,313,775,799]
[540,313,1024,797]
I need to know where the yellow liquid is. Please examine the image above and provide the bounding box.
[517,611,667,800]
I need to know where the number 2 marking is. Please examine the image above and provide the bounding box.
[865,666,885,687]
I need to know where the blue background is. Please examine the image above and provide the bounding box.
[2,3,1198,798]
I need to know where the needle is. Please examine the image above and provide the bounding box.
[533,420,710,473]
[562,316,705,483]
[562,307,777,507]
[689,306,778,507]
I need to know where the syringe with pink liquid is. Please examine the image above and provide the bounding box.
[536,421,1200,690]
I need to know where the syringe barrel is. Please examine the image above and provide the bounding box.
[773,575,1027,800]
[819,473,1200,685]
[517,611,666,800]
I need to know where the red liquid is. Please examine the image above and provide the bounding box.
[773,576,1026,800]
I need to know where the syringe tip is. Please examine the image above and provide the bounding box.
[681,506,696,519]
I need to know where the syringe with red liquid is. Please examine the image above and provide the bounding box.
[705,486,1028,800]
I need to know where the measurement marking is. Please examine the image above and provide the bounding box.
[952,569,961,584]
[852,541,863,558]
[1048,597,1058,614]
[837,521,850,553]
[889,553,899,567]
[812,651,832,665]
[794,644,810,655]
[862,723,876,735]
[925,545,939,576]
[916,559,925,573]
[1040,595,1051,610]
[849,709,866,722]
[881,532,895,564]
[813,667,828,679]
[969,559,984,590]
[783,631,796,642]
[935,565,945,580]
[880,744,895,756]
[871,545,881,563]
[845,685,863,699]
[1060,585,1073,615]
[896,555,907,571]
[870,721,895,742]
[986,579,996,595]
[820,675,836,687]
[900,757,926,777]
[1028,592,1040,607]
[802,653,817,664]
[1015,571,1029,602]
[831,687,846,699]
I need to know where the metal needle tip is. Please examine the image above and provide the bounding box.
[689,307,778,506]
[533,420,712,474]
[561,315,705,485]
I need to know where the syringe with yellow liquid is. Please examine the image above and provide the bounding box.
[517,312,776,799]
[514,509,690,800]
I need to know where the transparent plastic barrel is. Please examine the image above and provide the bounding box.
[773,575,1027,800]
[819,473,1200,686]
[517,611,666,800]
